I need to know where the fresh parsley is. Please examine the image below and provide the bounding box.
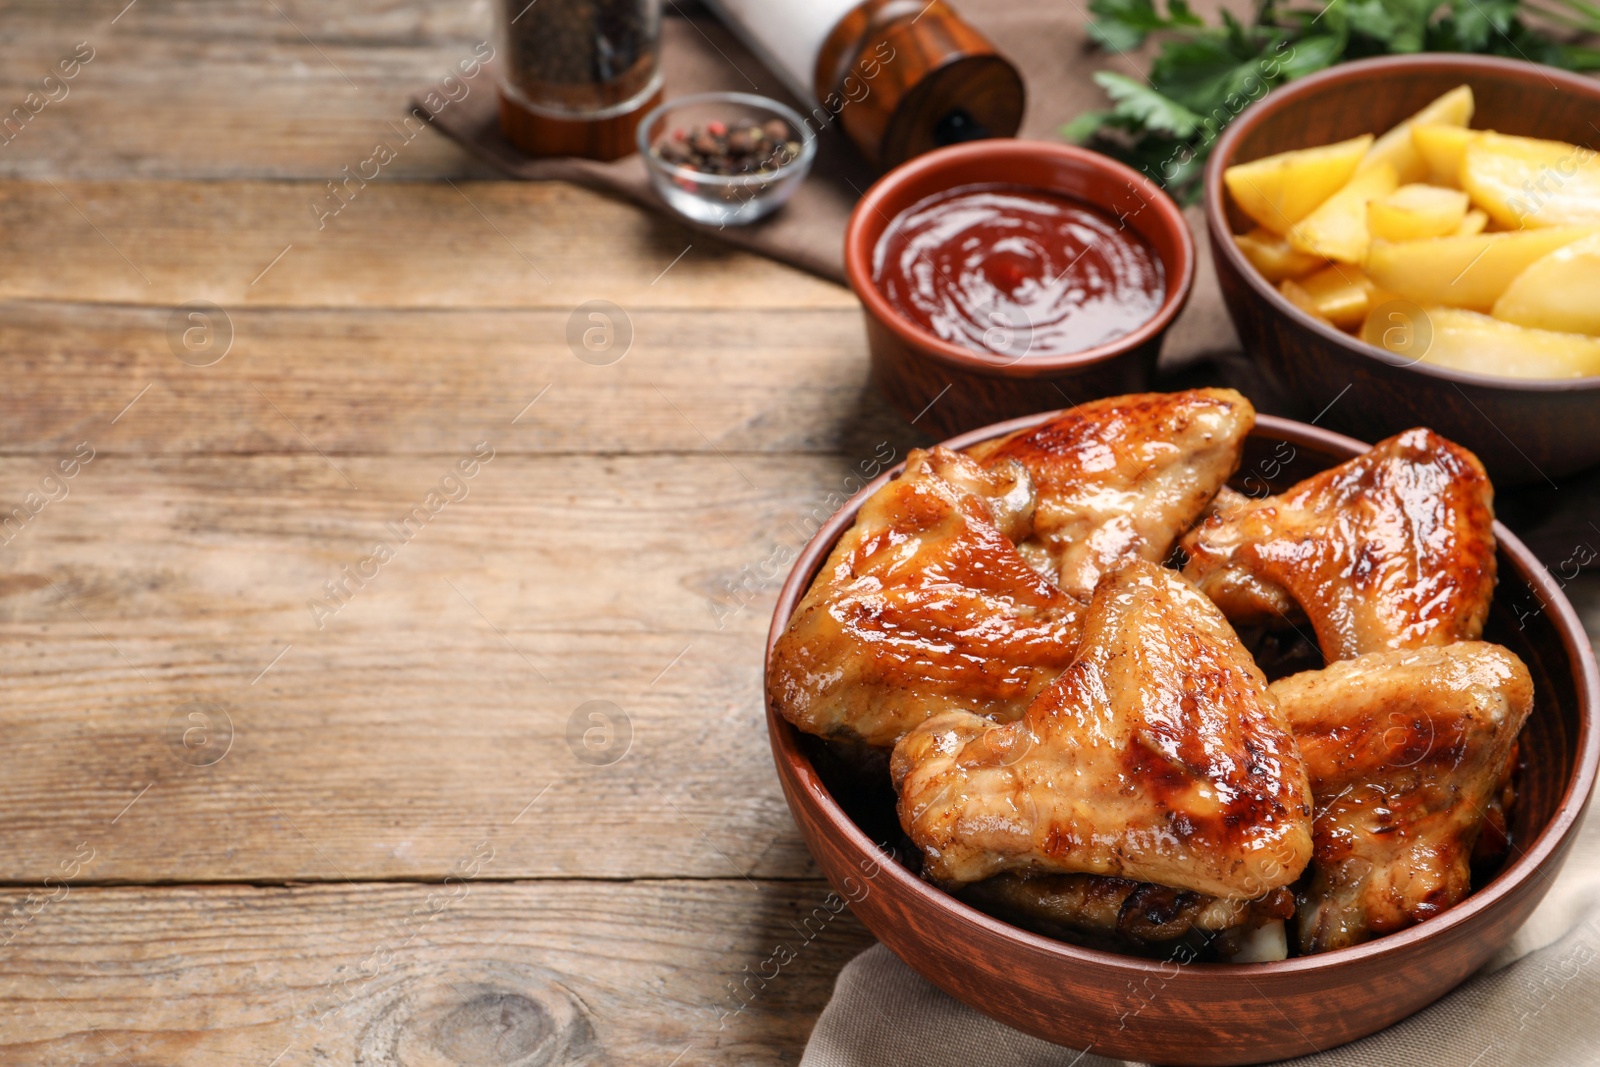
[1067,0,1600,200]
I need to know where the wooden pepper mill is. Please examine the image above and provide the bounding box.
[703,0,1024,170]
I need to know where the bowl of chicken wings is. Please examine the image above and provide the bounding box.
[764,389,1599,1065]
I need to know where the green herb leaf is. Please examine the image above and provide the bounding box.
[1384,0,1445,52]
[1087,0,1206,51]
[1061,110,1115,143]
[1444,0,1516,50]
[1562,43,1600,69]
[1089,17,1149,52]
[1166,0,1204,27]
[1277,32,1346,78]
[1341,0,1400,44]
[1094,71,1206,139]
[1068,0,1600,202]
[1148,30,1279,114]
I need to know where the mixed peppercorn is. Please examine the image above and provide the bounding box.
[653,119,803,176]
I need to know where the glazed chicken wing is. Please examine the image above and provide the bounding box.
[965,388,1255,598]
[1180,428,1497,661]
[963,872,1296,961]
[892,560,1313,899]
[1271,641,1534,953]
[767,447,1083,748]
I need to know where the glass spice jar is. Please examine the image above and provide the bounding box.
[494,0,664,161]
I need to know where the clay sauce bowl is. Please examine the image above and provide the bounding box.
[846,141,1195,440]
[1206,54,1600,487]
[764,413,1599,1065]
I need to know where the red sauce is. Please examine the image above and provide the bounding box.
[872,184,1166,359]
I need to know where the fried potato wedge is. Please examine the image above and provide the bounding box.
[1462,132,1600,228]
[1281,264,1379,329]
[1453,209,1488,237]
[1364,226,1599,310]
[1363,85,1474,185]
[1224,135,1373,235]
[1368,184,1470,242]
[1493,232,1600,336]
[1287,163,1399,264]
[1234,227,1326,282]
[1362,306,1600,378]
[1411,123,1480,188]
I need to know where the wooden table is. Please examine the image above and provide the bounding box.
[3,3,1597,1065]
[0,2,901,1062]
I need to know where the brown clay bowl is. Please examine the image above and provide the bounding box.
[1205,54,1600,487]
[764,412,1599,1065]
[845,140,1195,439]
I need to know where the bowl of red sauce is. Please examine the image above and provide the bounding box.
[845,141,1194,437]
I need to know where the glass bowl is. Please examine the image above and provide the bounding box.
[637,91,816,227]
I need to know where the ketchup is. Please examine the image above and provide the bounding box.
[871,184,1165,359]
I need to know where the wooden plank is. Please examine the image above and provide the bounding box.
[0,0,499,181]
[0,303,915,457]
[0,452,904,882]
[0,879,876,1065]
[0,180,852,309]
[2,458,1586,887]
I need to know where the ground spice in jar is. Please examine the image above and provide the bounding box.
[497,0,662,114]
[653,118,803,176]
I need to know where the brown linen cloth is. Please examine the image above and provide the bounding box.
[801,803,1600,1066]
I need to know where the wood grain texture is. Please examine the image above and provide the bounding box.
[0,451,927,883]
[0,303,913,458]
[0,880,874,1065]
[0,0,496,180]
[0,180,851,310]
[5,1,1588,1060]
[0,1,878,1046]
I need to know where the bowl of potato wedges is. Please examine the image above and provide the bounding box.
[1205,54,1600,485]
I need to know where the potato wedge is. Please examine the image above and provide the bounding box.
[1368,184,1470,241]
[1493,232,1600,336]
[1360,298,1433,361]
[1224,135,1373,234]
[1411,123,1480,187]
[1363,85,1474,184]
[1282,264,1377,329]
[1279,279,1328,324]
[1453,209,1488,237]
[1363,305,1600,378]
[1287,163,1398,263]
[1234,227,1325,282]
[1462,132,1600,228]
[1364,226,1599,310]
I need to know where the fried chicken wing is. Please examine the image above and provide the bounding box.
[768,447,1083,748]
[892,560,1313,899]
[1271,642,1534,953]
[965,388,1255,598]
[1180,428,1497,661]
[963,872,1296,960]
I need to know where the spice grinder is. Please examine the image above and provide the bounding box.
[494,0,665,161]
[701,0,1025,170]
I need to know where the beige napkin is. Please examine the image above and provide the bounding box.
[801,804,1600,1066]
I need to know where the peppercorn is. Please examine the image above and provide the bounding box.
[653,116,801,176]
